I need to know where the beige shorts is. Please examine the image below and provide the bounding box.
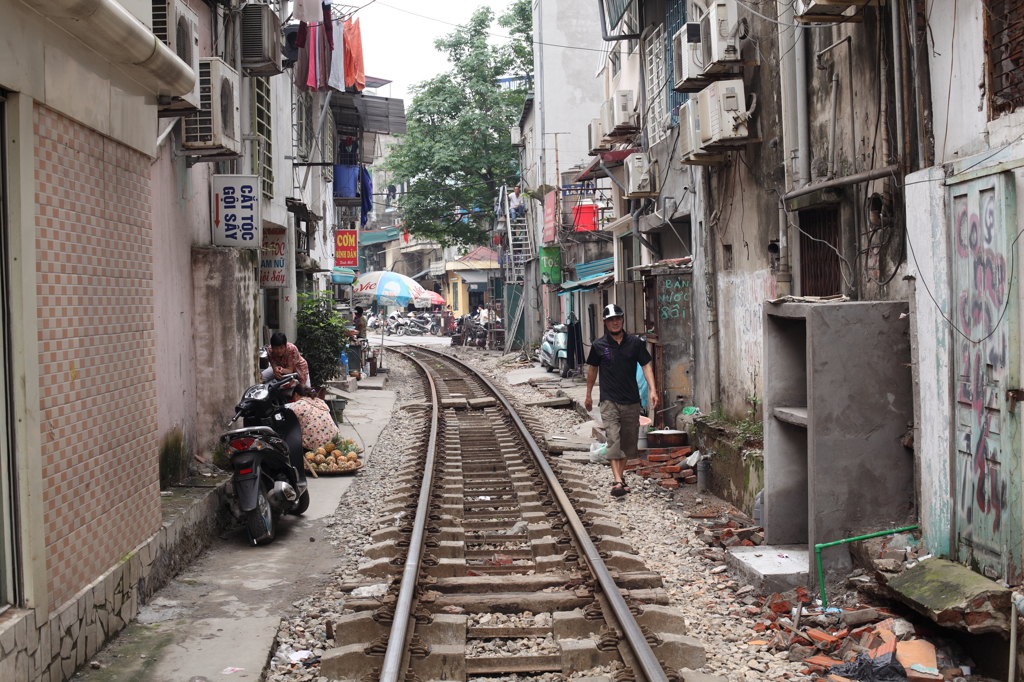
[599,400,642,461]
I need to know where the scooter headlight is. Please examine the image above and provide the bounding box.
[243,385,270,401]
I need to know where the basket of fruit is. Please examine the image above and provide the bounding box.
[303,437,362,475]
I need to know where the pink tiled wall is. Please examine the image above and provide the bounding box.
[33,104,160,611]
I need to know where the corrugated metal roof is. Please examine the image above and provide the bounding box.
[574,257,614,280]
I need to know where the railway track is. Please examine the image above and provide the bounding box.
[319,347,708,682]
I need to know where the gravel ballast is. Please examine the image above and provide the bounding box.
[267,350,812,682]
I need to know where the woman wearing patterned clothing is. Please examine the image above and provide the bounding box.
[287,384,340,451]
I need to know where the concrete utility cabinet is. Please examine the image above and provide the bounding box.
[762,301,915,580]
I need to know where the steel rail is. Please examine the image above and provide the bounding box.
[409,347,669,682]
[378,348,440,682]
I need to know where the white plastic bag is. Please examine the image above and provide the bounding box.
[589,409,604,428]
[589,442,608,465]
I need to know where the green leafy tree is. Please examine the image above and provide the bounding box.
[383,1,533,247]
[296,292,351,388]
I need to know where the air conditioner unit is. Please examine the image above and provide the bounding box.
[697,79,749,148]
[241,3,284,76]
[673,24,710,93]
[623,153,658,197]
[612,90,635,129]
[183,58,242,156]
[152,0,200,115]
[679,100,725,165]
[679,100,702,158]
[600,99,614,137]
[510,126,524,147]
[700,0,741,76]
[588,118,609,154]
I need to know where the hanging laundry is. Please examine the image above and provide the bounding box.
[322,3,334,50]
[294,25,310,92]
[328,17,346,92]
[360,165,373,227]
[343,18,365,91]
[338,136,359,165]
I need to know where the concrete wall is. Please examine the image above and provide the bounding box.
[763,301,915,579]
[191,247,260,456]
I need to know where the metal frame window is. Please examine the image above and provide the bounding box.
[623,0,639,54]
[0,94,19,611]
[642,23,669,147]
[985,0,1024,118]
[252,76,274,198]
[610,43,621,77]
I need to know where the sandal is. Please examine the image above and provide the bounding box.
[611,481,628,497]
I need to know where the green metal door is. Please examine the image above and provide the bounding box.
[951,172,1022,583]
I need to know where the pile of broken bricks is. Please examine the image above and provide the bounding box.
[625,447,704,489]
[693,512,765,549]
[738,589,978,680]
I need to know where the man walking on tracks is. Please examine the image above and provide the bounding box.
[584,304,658,497]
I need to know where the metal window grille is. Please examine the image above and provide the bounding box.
[623,1,639,54]
[322,107,335,183]
[611,45,621,77]
[643,24,669,147]
[252,76,274,198]
[798,208,843,296]
[985,0,1024,117]
[296,91,313,159]
[665,0,689,126]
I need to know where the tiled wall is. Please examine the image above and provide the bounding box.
[33,104,161,611]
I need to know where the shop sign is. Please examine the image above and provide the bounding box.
[212,175,261,248]
[543,190,558,244]
[335,229,358,267]
[540,246,562,285]
[260,228,287,288]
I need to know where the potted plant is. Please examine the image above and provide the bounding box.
[296,291,351,389]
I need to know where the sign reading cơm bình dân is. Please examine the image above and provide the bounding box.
[335,229,358,267]
[211,175,262,248]
[260,228,287,288]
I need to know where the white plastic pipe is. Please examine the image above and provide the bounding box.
[21,0,195,96]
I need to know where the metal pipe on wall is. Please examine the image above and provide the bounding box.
[774,0,798,293]
[891,0,905,166]
[794,23,811,187]
[827,73,839,180]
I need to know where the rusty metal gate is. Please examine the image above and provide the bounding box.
[798,208,842,296]
[950,172,1022,584]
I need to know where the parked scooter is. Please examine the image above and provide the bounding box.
[539,318,570,377]
[220,373,309,546]
[385,311,407,336]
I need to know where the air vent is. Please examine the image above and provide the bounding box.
[176,13,192,65]
[183,58,242,157]
[241,3,284,76]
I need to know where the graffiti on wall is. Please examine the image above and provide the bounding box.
[951,178,1021,582]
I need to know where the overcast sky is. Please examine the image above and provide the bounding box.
[353,0,517,104]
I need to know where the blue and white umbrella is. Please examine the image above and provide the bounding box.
[351,271,432,309]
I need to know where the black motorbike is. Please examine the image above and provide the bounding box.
[220,373,309,545]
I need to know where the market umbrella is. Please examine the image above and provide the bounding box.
[351,271,433,309]
[427,291,446,305]
[351,271,432,366]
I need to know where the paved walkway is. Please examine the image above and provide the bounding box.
[76,388,398,682]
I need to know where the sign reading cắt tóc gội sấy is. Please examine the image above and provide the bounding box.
[211,175,262,248]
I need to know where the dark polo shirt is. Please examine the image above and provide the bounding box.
[586,332,652,404]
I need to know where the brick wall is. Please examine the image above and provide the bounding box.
[33,104,160,611]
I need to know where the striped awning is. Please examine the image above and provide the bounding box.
[574,257,614,280]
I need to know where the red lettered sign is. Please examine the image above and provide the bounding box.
[335,229,358,267]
